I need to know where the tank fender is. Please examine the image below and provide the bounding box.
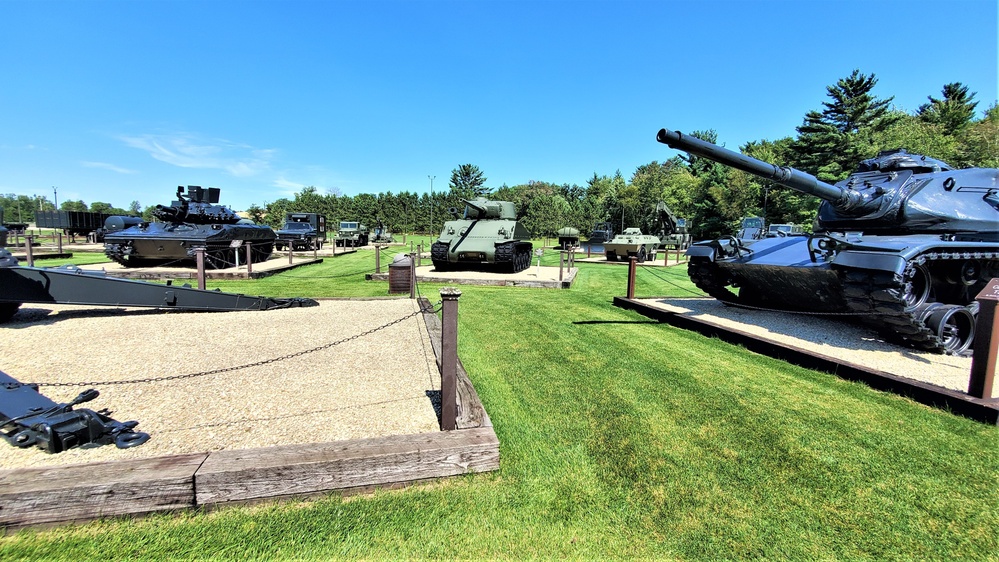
[685,244,716,261]
[830,250,907,275]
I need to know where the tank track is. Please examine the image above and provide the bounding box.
[431,241,450,271]
[688,250,998,355]
[104,241,274,269]
[495,241,533,273]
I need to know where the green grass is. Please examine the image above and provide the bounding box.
[3,248,998,560]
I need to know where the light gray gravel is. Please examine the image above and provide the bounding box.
[0,299,440,470]
[638,297,973,392]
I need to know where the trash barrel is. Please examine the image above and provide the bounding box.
[388,254,413,294]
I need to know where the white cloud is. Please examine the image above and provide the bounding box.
[81,161,137,174]
[118,133,276,177]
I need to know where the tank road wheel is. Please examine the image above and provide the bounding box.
[251,242,274,263]
[606,251,617,262]
[927,305,976,355]
[896,262,932,310]
[637,247,647,263]
[0,302,21,323]
[687,257,739,303]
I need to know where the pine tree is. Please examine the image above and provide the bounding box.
[918,82,979,136]
[791,70,900,181]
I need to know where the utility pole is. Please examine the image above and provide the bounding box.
[53,186,58,210]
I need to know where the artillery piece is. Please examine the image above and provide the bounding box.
[657,127,999,355]
[431,197,533,272]
[104,185,276,269]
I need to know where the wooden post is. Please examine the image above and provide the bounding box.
[627,256,637,299]
[559,250,565,281]
[288,243,293,265]
[968,278,999,399]
[440,287,461,431]
[195,248,206,290]
[313,238,318,260]
[409,253,417,299]
[245,243,253,276]
[586,243,591,258]
[417,244,422,267]
[57,232,63,254]
[25,235,34,267]
[375,245,382,273]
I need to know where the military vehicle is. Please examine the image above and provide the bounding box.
[275,212,327,251]
[657,204,693,250]
[766,223,804,237]
[104,186,275,269]
[371,218,394,244]
[0,208,7,247]
[557,227,580,249]
[35,210,114,239]
[335,221,369,247]
[657,127,999,355]
[431,197,533,272]
[736,216,766,242]
[588,221,615,245]
[604,228,661,262]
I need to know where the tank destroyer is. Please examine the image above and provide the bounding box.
[657,127,999,354]
[104,186,275,268]
[431,197,533,272]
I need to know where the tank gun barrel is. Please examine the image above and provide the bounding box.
[656,128,859,208]
[153,204,184,221]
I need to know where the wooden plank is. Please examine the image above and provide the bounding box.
[195,427,499,505]
[0,453,206,528]
[614,296,999,424]
[421,300,487,428]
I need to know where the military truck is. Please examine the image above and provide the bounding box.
[335,221,369,247]
[275,212,327,250]
[588,222,615,245]
[765,223,804,237]
[736,216,766,242]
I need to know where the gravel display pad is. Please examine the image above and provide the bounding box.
[0,299,441,470]
[637,297,973,392]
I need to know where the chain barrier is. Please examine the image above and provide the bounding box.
[20,301,442,389]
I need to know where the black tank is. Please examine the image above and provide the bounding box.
[657,128,999,355]
[104,186,275,269]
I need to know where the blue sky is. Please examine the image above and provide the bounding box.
[1,0,996,212]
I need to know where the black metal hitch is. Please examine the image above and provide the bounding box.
[0,370,150,454]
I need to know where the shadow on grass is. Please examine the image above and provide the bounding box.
[572,320,661,325]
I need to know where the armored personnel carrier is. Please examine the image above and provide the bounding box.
[104,186,275,269]
[604,228,661,262]
[657,127,999,354]
[431,197,533,272]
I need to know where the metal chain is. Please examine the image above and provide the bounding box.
[22,302,442,389]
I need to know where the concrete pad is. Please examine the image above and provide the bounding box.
[370,265,578,289]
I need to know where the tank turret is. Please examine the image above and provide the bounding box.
[657,128,998,237]
[104,185,275,269]
[656,126,999,355]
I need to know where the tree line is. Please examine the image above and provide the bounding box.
[249,72,995,240]
[6,71,995,241]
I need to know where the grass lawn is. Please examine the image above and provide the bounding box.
[2,245,998,560]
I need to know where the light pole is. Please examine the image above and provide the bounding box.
[428,175,435,235]
[52,186,58,210]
